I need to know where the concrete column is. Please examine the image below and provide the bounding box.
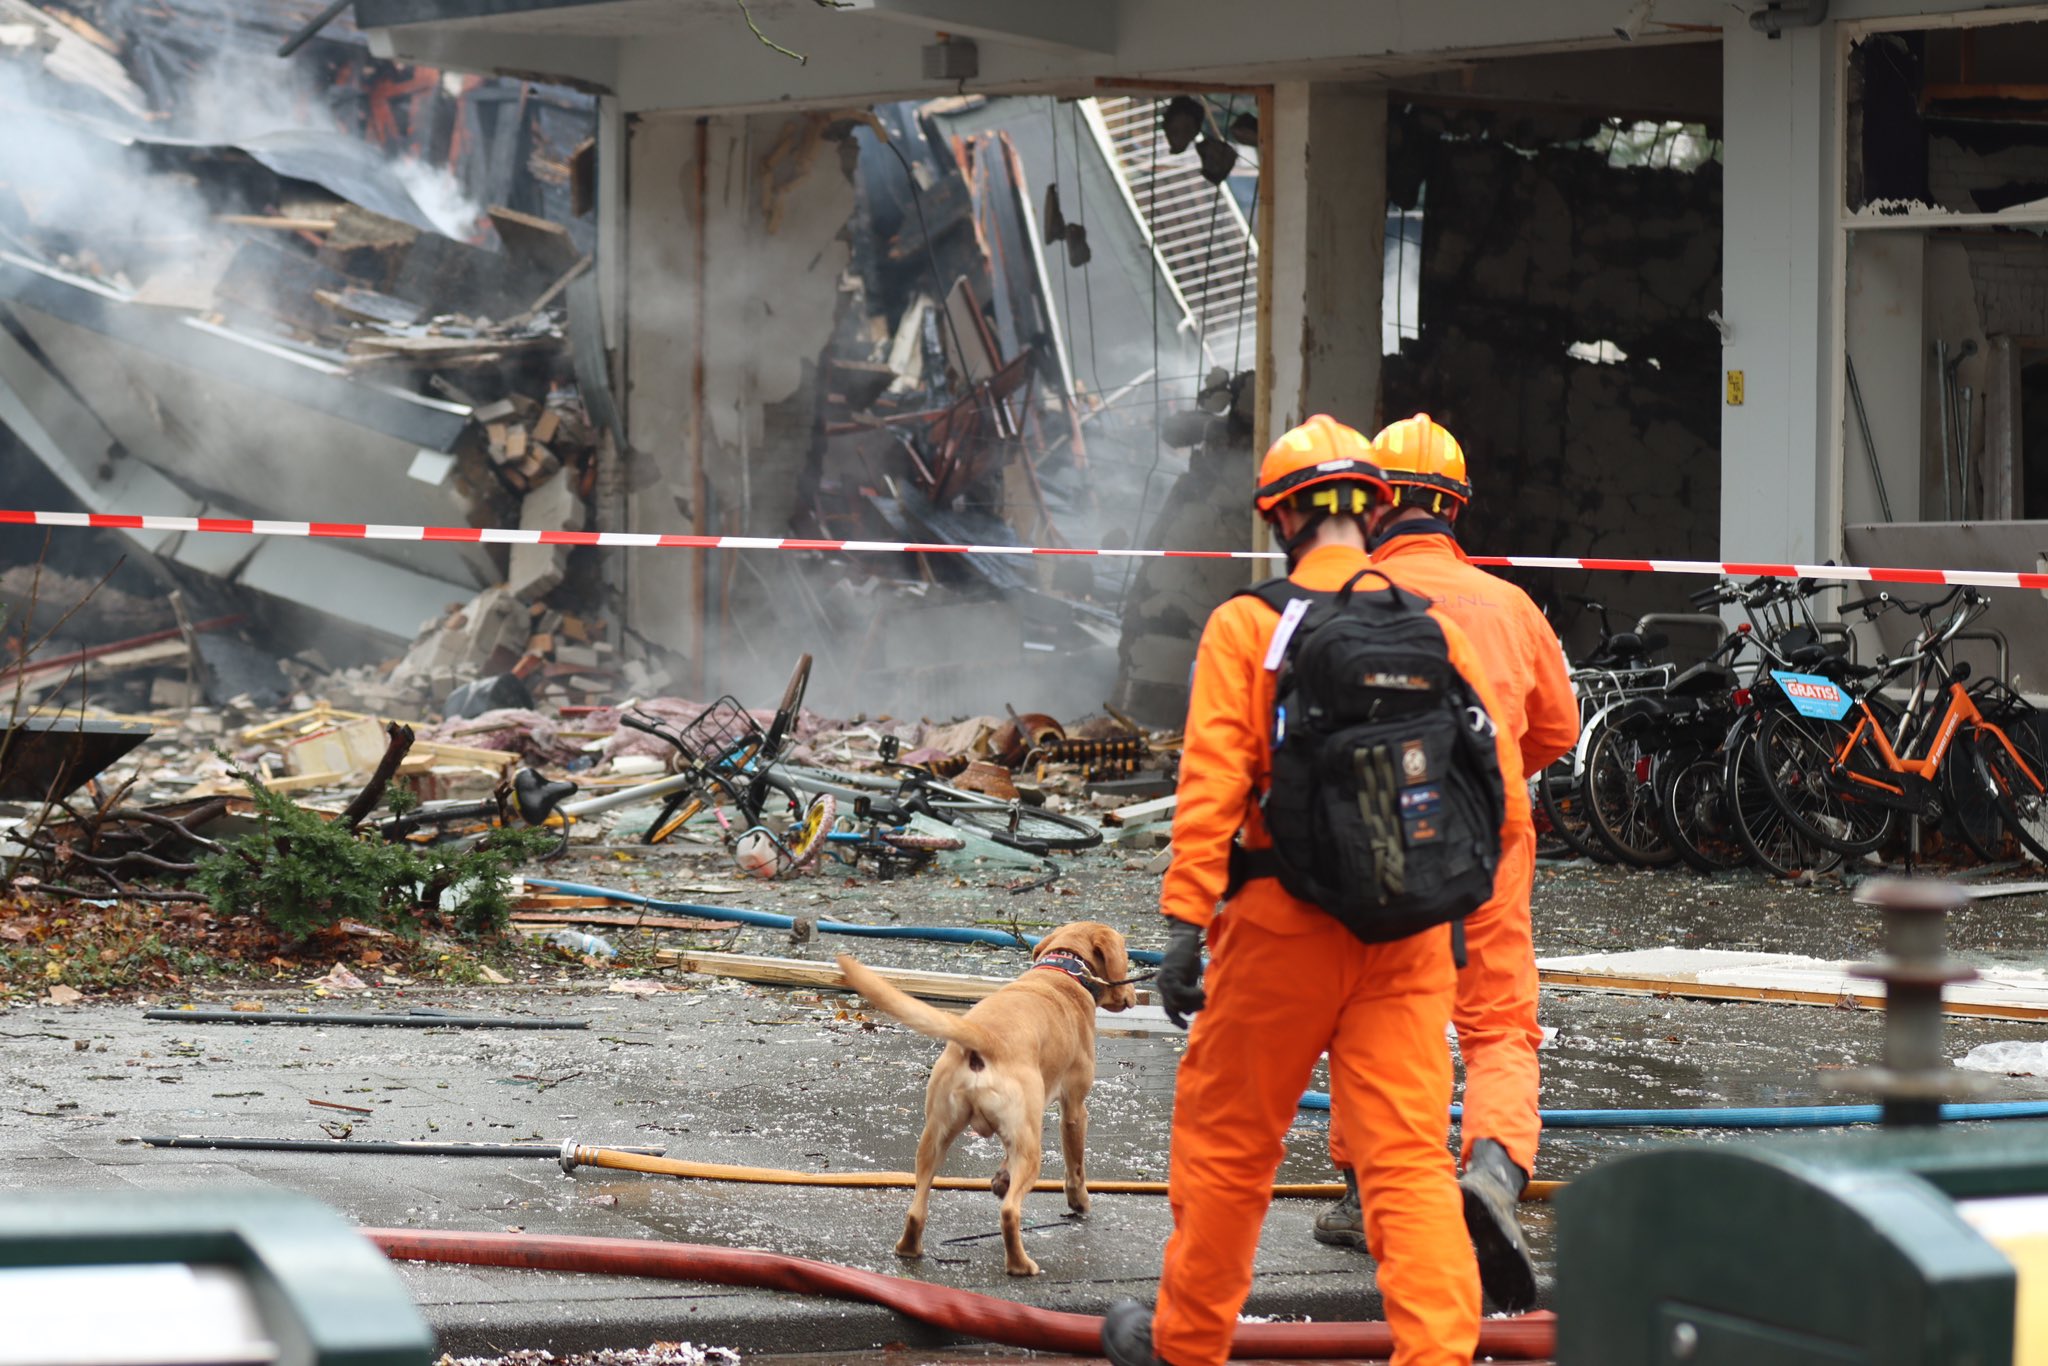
[1263,82,1387,441]
[1720,22,1836,563]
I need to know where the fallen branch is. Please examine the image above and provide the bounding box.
[340,723,416,834]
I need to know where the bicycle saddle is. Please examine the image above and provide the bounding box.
[1667,660,1736,698]
[1788,644,1828,668]
[514,767,580,825]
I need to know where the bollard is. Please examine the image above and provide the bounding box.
[1824,878,1993,1124]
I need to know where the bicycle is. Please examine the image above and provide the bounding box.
[1537,596,1674,863]
[1694,575,1870,879]
[1757,588,2048,862]
[1582,624,1747,868]
[822,817,967,879]
[384,655,835,875]
[774,735,1103,856]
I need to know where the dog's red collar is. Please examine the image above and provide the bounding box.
[1032,949,1098,995]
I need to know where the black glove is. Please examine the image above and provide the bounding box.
[1156,917,1208,1030]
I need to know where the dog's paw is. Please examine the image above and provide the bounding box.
[1006,1255,1042,1277]
[894,1239,923,1259]
[1065,1193,1090,1216]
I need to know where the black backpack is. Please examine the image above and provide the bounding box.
[1228,569,1505,945]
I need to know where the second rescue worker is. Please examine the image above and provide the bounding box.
[1102,415,1516,1366]
[1313,414,1578,1313]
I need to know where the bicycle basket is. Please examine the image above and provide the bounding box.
[677,696,766,769]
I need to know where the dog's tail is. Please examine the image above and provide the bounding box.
[836,953,1000,1059]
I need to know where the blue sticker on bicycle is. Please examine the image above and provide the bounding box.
[1771,670,1854,721]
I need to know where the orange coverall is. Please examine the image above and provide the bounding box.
[1327,527,1578,1178]
[1153,541,1516,1366]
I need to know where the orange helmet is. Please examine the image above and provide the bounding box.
[1369,413,1470,516]
[1253,415,1390,520]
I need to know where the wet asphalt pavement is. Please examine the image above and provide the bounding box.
[6,843,2048,1358]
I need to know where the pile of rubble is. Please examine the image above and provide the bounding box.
[0,0,608,660]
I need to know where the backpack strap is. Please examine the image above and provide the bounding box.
[1230,576,1336,612]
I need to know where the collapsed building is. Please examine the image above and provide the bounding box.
[9,0,2048,721]
[0,0,614,710]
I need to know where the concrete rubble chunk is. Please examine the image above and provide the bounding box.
[509,471,586,603]
[388,585,529,692]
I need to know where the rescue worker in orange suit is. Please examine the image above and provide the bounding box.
[1103,415,1515,1366]
[1312,413,1578,1315]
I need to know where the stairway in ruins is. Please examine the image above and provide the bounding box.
[1086,94,1259,375]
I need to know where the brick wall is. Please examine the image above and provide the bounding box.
[1962,238,2048,339]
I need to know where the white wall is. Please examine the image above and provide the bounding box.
[1720,19,1835,565]
[1265,81,1385,440]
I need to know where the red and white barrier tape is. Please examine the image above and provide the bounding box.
[7,509,2046,591]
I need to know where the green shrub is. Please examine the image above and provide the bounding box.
[192,771,558,941]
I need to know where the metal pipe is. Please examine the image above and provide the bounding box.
[142,1136,665,1157]
[143,1009,590,1029]
[1944,339,1978,521]
[1845,354,1894,522]
[1749,0,1828,35]
[275,0,352,57]
[691,115,710,699]
[1961,384,1975,519]
[1935,340,1955,519]
[1954,629,2011,687]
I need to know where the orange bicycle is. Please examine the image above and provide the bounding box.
[1757,587,2048,860]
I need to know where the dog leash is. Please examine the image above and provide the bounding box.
[1032,950,1156,992]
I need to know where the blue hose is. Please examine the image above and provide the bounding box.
[523,878,1166,965]
[530,879,2048,1128]
[1295,1092,2048,1127]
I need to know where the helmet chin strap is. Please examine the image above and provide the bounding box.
[1279,510,1330,565]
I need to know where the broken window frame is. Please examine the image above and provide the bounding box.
[1829,7,2048,538]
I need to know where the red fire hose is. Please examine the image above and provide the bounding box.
[366,1228,1557,1360]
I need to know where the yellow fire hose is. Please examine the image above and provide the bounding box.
[559,1144,1561,1202]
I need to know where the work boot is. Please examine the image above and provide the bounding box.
[1101,1298,1165,1366]
[1312,1166,1367,1250]
[1461,1138,1538,1314]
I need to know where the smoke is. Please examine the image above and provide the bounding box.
[0,68,217,284]
[393,156,487,241]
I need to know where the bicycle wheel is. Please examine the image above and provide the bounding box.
[1942,739,2009,862]
[782,793,837,873]
[759,654,813,759]
[1658,751,1751,873]
[1725,722,1843,879]
[1755,708,1896,856]
[923,786,1104,852]
[1583,725,1678,867]
[1536,757,1612,862]
[881,830,967,852]
[1971,725,2048,864]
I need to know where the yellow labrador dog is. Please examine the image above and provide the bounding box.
[836,920,1137,1275]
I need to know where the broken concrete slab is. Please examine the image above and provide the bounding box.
[509,471,586,602]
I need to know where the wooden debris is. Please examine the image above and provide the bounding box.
[1102,794,1177,828]
[218,215,336,232]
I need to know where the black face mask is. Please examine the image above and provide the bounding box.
[1369,513,1458,552]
